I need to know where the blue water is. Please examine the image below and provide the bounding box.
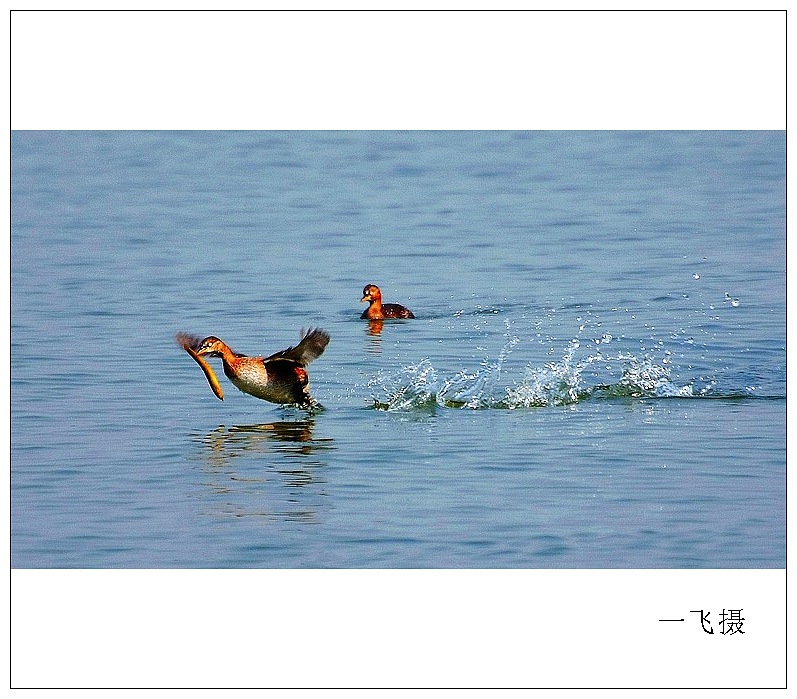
[10,130,785,568]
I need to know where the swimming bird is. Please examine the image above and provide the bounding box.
[176,328,330,408]
[360,284,415,320]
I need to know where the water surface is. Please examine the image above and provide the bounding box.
[11,130,785,568]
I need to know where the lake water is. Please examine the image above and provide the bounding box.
[10,130,786,569]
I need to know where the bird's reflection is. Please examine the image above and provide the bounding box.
[194,417,334,522]
[365,319,384,354]
[204,419,316,451]
[365,318,412,342]
[366,319,385,335]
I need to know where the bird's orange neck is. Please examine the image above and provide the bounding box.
[364,298,383,318]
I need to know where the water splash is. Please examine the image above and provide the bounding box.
[368,340,697,412]
[369,359,440,412]
[724,291,740,307]
[502,342,584,407]
[438,335,519,408]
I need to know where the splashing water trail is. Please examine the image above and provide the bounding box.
[503,341,585,408]
[368,331,698,412]
[369,360,440,411]
[438,334,520,409]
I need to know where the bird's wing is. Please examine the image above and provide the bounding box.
[267,327,330,366]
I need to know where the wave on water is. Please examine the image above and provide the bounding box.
[367,334,769,412]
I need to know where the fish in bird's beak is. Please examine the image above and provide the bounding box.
[176,332,224,400]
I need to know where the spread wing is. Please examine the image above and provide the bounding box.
[267,327,330,366]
